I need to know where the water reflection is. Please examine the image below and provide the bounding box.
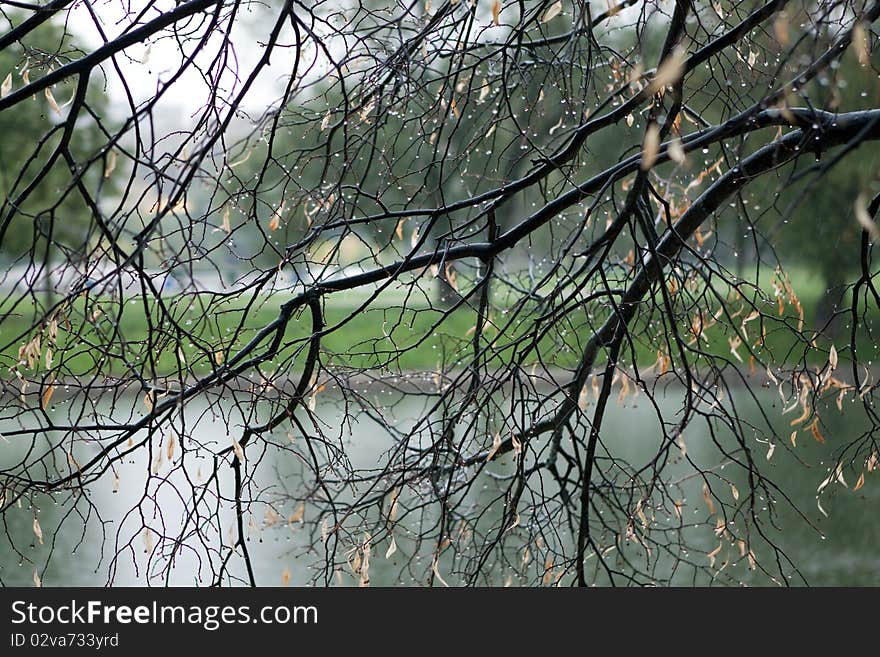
[1,389,878,586]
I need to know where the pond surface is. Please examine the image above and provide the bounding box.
[1,386,878,587]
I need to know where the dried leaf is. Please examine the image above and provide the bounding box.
[486,431,503,462]
[491,0,501,25]
[151,449,163,474]
[320,111,331,131]
[478,80,491,102]
[541,1,562,23]
[649,47,687,94]
[828,344,838,371]
[728,336,743,363]
[44,87,61,114]
[668,138,686,164]
[730,483,739,501]
[809,418,825,444]
[450,96,460,118]
[853,21,871,66]
[268,206,282,232]
[707,541,723,567]
[167,433,176,461]
[431,553,449,586]
[385,536,397,559]
[359,534,372,587]
[640,123,660,170]
[221,205,231,233]
[33,516,44,545]
[774,13,790,48]
[288,502,305,525]
[511,434,522,457]
[281,567,291,586]
[853,472,865,492]
[766,441,776,460]
[855,193,880,239]
[231,435,245,462]
[702,482,715,515]
[33,569,42,587]
[1,72,11,98]
[104,150,117,178]
[41,383,55,410]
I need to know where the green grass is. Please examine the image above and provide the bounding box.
[0,264,874,381]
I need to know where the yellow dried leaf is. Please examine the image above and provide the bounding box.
[491,0,501,25]
[511,434,522,457]
[41,383,54,410]
[640,123,660,170]
[789,402,811,427]
[541,0,562,23]
[143,391,154,412]
[288,502,305,525]
[221,205,231,233]
[104,150,117,179]
[151,449,163,474]
[1,72,11,98]
[853,21,871,66]
[167,433,176,461]
[774,13,790,48]
[281,567,291,586]
[231,435,245,462]
[649,47,687,94]
[268,209,282,232]
[33,569,42,587]
[486,431,503,462]
[853,472,865,492]
[809,418,825,444]
[44,87,61,114]
[320,111,331,131]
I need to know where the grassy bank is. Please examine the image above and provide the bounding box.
[0,265,873,380]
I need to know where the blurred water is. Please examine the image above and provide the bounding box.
[1,388,878,587]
